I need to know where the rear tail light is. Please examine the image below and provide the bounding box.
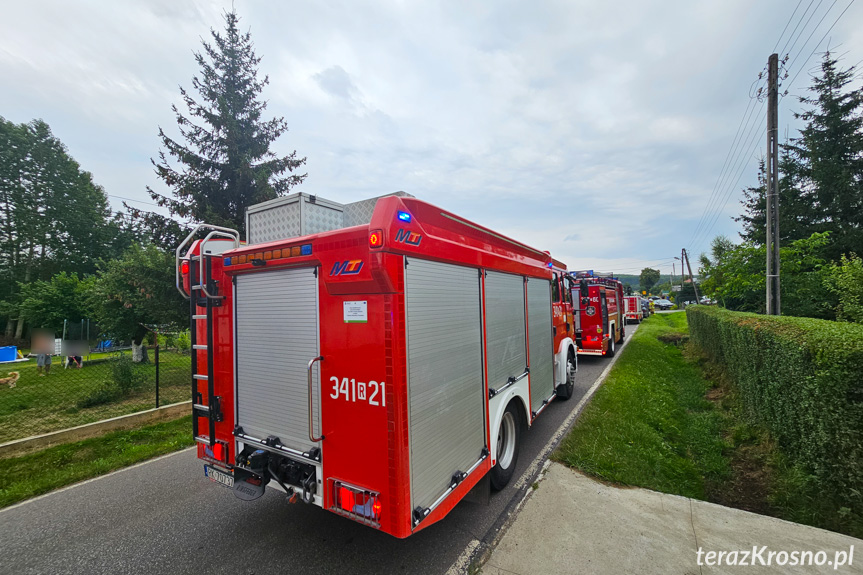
[181,260,189,275]
[331,480,381,526]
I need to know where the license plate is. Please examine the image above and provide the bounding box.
[205,465,234,489]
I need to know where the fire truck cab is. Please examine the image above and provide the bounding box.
[570,271,625,357]
[177,192,577,538]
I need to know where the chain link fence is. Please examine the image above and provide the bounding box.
[0,346,191,444]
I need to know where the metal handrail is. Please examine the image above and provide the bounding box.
[175,224,240,299]
[197,230,239,299]
[308,355,325,442]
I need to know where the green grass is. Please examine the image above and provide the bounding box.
[0,350,191,443]
[0,415,194,508]
[554,312,729,499]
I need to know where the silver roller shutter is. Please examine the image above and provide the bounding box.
[405,258,485,513]
[235,267,320,453]
[484,271,527,390]
[527,277,554,413]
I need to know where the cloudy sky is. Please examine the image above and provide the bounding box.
[2,0,861,277]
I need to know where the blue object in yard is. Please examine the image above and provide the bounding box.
[0,346,17,362]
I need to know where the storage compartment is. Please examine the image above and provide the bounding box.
[527,277,554,412]
[234,267,320,453]
[404,257,485,513]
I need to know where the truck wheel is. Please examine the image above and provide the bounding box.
[490,402,520,491]
[556,349,576,401]
[607,329,616,357]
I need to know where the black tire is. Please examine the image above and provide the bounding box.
[607,328,616,357]
[556,349,576,401]
[490,402,521,491]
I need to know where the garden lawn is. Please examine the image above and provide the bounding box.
[554,312,729,499]
[0,351,191,443]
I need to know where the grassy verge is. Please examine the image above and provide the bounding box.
[0,415,194,508]
[554,312,728,499]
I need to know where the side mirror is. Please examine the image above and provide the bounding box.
[579,279,589,298]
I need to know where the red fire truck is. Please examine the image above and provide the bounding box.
[176,193,577,538]
[623,295,644,324]
[570,271,625,357]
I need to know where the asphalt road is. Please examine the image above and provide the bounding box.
[1,326,638,575]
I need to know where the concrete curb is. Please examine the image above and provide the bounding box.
[0,400,191,458]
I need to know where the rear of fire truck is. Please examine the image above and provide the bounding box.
[177,192,573,538]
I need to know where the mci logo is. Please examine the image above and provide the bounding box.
[395,229,422,246]
[330,259,364,276]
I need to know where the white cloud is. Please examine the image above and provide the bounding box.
[1,0,860,271]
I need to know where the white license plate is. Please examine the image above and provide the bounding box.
[205,465,234,489]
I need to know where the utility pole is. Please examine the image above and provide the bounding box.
[682,248,700,302]
[766,53,781,315]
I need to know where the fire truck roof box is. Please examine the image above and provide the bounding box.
[572,270,616,279]
[245,191,415,245]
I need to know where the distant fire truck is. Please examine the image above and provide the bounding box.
[569,271,625,357]
[176,192,577,538]
[623,295,644,324]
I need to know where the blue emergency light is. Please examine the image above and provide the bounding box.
[301,244,313,255]
[397,211,412,222]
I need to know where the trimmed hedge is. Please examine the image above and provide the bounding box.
[687,306,863,518]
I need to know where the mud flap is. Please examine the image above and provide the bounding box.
[232,468,269,501]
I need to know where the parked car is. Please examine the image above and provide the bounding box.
[654,299,674,310]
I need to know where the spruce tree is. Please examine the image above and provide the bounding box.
[785,52,863,259]
[131,10,306,244]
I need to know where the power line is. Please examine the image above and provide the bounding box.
[687,0,851,255]
[774,0,806,53]
[783,0,838,72]
[781,0,825,60]
[106,193,160,207]
[779,0,818,57]
[690,98,767,251]
[687,93,763,248]
[784,0,856,92]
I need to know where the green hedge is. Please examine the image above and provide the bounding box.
[687,306,863,518]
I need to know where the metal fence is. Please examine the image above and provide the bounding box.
[0,347,191,444]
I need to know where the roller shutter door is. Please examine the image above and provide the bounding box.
[485,271,527,390]
[405,258,485,513]
[235,267,320,453]
[527,277,554,413]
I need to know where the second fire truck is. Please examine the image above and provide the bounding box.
[570,271,625,357]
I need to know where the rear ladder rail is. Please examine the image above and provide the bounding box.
[191,254,223,446]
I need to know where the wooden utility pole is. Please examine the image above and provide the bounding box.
[682,248,700,302]
[766,53,781,315]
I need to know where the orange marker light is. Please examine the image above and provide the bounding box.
[290,246,301,257]
[369,229,383,248]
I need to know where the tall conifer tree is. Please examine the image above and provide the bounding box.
[131,10,306,244]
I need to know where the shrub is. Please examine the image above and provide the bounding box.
[111,354,146,394]
[176,330,191,354]
[686,306,863,523]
